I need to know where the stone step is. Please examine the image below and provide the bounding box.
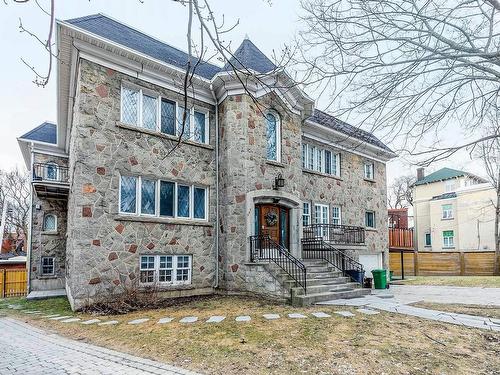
[283,276,350,288]
[305,266,335,273]
[291,282,361,296]
[292,288,371,306]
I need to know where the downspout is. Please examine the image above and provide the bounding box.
[26,142,35,294]
[210,84,220,289]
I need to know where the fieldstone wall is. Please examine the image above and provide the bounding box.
[65,59,216,309]
[30,153,68,291]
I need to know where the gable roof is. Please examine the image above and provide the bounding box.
[19,122,57,144]
[66,14,221,80]
[414,167,484,186]
[223,38,276,74]
[308,110,393,152]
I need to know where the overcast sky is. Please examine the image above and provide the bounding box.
[0,0,486,184]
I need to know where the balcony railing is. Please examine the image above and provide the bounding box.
[303,224,365,245]
[389,228,414,249]
[33,163,69,184]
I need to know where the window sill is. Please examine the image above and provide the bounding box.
[424,245,432,248]
[363,178,376,183]
[41,231,59,235]
[441,218,454,221]
[266,160,286,168]
[442,247,455,250]
[365,227,378,232]
[303,169,342,181]
[117,122,214,151]
[38,275,57,279]
[115,214,212,227]
[139,283,194,291]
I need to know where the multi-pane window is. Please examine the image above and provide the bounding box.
[442,204,453,219]
[443,230,454,248]
[119,176,207,220]
[302,143,340,177]
[43,214,56,232]
[364,162,374,180]
[302,202,310,227]
[139,255,192,285]
[332,206,341,225]
[445,180,456,193]
[425,233,432,246]
[121,85,209,144]
[314,204,329,237]
[140,255,156,283]
[41,257,55,275]
[266,111,281,162]
[365,211,375,228]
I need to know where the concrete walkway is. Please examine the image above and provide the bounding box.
[319,285,500,332]
[380,285,500,306]
[0,317,200,375]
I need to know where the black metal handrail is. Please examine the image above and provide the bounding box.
[302,238,364,284]
[303,224,365,244]
[250,234,307,294]
[33,163,69,184]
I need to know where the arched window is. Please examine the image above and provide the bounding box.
[266,111,281,162]
[43,214,57,232]
[45,162,58,181]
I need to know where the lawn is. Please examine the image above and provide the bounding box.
[1,295,499,374]
[397,276,500,288]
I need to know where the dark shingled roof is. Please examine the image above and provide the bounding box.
[414,167,485,186]
[431,192,457,201]
[308,110,393,152]
[19,122,57,144]
[66,14,221,80]
[223,38,276,74]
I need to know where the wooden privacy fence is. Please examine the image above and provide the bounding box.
[0,269,27,298]
[389,228,414,249]
[390,250,497,277]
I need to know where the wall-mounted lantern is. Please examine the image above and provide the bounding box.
[273,173,285,190]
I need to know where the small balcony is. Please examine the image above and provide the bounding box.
[303,224,365,245]
[32,163,69,199]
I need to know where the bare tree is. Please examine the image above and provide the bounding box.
[476,126,500,275]
[388,175,416,209]
[297,0,500,163]
[0,169,31,250]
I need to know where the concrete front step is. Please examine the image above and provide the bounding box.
[292,288,371,306]
[278,270,342,280]
[291,282,361,296]
[283,276,350,288]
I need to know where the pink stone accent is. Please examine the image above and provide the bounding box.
[82,206,92,218]
[146,242,155,250]
[108,252,118,261]
[112,279,120,286]
[231,264,239,272]
[169,237,179,245]
[255,183,263,190]
[83,183,96,194]
[96,84,108,98]
[235,194,245,203]
[129,156,138,166]
[200,266,205,272]
[236,112,242,119]
[171,168,179,176]
[115,223,125,234]
[96,167,106,175]
[96,144,105,152]
[92,239,101,247]
[89,277,101,285]
[128,244,137,253]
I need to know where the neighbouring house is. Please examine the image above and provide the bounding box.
[17,14,396,310]
[413,167,496,252]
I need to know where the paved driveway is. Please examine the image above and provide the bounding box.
[0,317,200,375]
[378,285,500,306]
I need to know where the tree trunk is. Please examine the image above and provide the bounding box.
[495,174,500,275]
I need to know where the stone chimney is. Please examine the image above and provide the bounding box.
[417,167,425,181]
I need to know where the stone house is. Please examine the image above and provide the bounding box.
[18,14,396,310]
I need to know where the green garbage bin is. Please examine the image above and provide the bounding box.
[372,269,387,289]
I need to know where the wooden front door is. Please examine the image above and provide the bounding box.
[256,204,290,249]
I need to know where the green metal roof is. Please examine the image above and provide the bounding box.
[414,167,471,186]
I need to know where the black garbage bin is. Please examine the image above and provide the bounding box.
[345,269,365,284]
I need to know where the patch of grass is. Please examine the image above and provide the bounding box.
[2,295,499,374]
[398,276,500,288]
[0,296,72,315]
[411,302,500,320]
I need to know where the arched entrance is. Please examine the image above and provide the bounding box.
[255,204,290,249]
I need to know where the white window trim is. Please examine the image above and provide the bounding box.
[139,255,192,285]
[442,204,453,219]
[302,142,341,177]
[302,202,311,227]
[266,110,281,162]
[314,204,330,224]
[443,232,454,248]
[119,175,208,221]
[365,210,376,228]
[332,206,342,226]
[121,83,210,145]
[41,256,55,276]
[364,162,374,180]
[42,214,57,232]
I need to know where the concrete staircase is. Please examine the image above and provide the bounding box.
[281,259,370,306]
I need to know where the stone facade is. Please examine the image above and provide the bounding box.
[65,59,217,309]
[30,153,68,291]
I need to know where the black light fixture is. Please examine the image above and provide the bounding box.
[273,173,285,190]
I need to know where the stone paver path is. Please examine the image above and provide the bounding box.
[356,308,379,315]
[179,317,198,324]
[335,311,355,318]
[235,316,251,322]
[288,313,307,319]
[81,319,101,325]
[311,312,331,318]
[98,320,119,326]
[0,317,200,374]
[158,317,174,324]
[263,314,280,320]
[128,318,150,325]
[206,316,225,323]
[61,318,81,323]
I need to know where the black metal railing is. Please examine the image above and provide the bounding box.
[302,238,365,284]
[303,224,365,244]
[250,234,307,294]
[33,163,69,184]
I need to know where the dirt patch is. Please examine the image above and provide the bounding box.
[3,295,500,374]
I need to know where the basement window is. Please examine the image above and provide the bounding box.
[140,255,192,285]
